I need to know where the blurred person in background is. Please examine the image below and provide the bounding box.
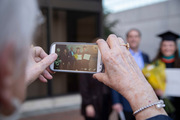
[79,74,112,120]
[112,29,150,120]
[153,31,180,68]
[0,0,57,119]
[79,39,112,120]
[151,31,180,120]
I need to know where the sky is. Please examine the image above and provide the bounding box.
[103,0,168,13]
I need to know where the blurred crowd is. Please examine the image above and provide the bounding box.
[79,29,180,120]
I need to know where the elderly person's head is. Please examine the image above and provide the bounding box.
[0,0,42,118]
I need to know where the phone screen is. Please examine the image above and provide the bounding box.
[53,43,99,72]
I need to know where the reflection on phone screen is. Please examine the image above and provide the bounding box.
[54,44,98,72]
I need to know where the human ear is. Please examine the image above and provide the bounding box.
[0,43,16,115]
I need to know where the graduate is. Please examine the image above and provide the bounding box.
[154,31,180,68]
[153,31,180,120]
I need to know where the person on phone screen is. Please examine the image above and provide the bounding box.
[68,47,75,70]
[111,29,150,120]
[74,47,82,70]
[61,48,68,69]
[82,46,90,71]
[54,48,62,69]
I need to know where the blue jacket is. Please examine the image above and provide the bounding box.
[111,89,132,112]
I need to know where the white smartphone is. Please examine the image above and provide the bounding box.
[50,42,103,73]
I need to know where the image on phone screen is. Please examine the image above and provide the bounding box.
[53,43,100,73]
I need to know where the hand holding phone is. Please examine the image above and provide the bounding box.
[50,42,102,73]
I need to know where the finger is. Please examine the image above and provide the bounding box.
[96,39,110,60]
[93,73,109,86]
[34,47,48,59]
[47,67,55,74]
[93,73,103,80]
[117,37,132,60]
[117,37,134,67]
[106,34,120,49]
[39,48,48,58]
[34,57,55,74]
[117,37,126,50]
[34,57,42,62]
[36,53,57,76]
[39,75,47,83]
[118,37,135,59]
[42,70,53,80]
[117,37,125,44]
[118,38,143,76]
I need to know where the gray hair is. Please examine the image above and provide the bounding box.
[0,0,42,70]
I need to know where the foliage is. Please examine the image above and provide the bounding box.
[102,10,118,39]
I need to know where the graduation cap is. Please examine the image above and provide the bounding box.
[158,31,179,42]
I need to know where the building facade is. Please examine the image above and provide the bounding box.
[107,0,180,60]
[27,0,103,99]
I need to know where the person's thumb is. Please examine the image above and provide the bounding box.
[36,53,57,74]
[93,73,107,83]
